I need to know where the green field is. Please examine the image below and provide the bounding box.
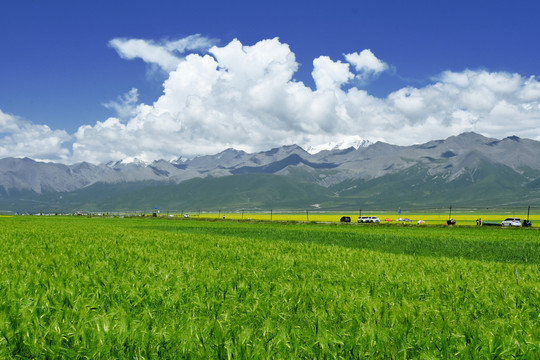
[0,216,538,358]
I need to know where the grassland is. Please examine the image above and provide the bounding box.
[0,216,538,358]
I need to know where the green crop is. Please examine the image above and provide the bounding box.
[0,216,538,358]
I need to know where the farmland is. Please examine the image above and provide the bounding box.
[179,210,540,227]
[0,216,538,358]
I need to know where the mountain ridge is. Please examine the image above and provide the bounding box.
[1,132,540,211]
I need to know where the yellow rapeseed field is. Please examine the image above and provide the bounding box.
[178,211,539,226]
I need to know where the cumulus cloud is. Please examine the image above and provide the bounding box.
[312,56,353,90]
[2,35,540,164]
[344,49,388,83]
[108,34,217,72]
[70,37,540,163]
[102,88,140,120]
[0,109,71,162]
[380,70,540,144]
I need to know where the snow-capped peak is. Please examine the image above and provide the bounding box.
[305,136,372,154]
[106,157,150,167]
[170,156,189,164]
[121,157,150,166]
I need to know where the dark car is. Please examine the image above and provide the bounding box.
[340,216,351,223]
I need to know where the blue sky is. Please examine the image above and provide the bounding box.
[1,0,539,163]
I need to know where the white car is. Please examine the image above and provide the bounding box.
[358,216,380,223]
[501,217,521,227]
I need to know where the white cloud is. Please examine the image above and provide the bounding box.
[0,109,71,162]
[108,34,217,72]
[2,36,540,164]
[65,38,540,162]
[312,56,353,90]
[344,49,388,83]
[520,76,540,101]
[102,88,140,120]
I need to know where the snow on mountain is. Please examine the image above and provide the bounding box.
[171,156,188,164]
[305,136,372,154]
[2,133,540,197]
[105,157,151,169]
[118,157,150,166]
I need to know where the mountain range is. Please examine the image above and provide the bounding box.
[1,132,540,212]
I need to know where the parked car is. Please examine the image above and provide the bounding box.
[501,217,521,227]
[358,216,380,223]
[340,216,351,223]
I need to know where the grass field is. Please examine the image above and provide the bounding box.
[0,216,538,358]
